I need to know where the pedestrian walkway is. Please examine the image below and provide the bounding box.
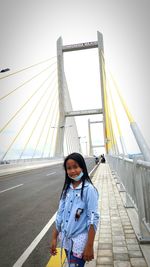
[89,163,149,267]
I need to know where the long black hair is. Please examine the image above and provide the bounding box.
[60,152,93,200]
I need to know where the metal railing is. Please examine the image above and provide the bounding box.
[107,154,150,243]
[0,157,63,170]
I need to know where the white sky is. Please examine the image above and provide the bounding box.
[0,0,150,158]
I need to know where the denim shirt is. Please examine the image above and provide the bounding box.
[55,181,100,239]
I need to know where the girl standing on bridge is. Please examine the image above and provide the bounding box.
[50,152,99,267]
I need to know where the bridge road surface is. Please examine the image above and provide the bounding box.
[0,158,96,267]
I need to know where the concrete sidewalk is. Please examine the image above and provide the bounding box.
[90,163,150,267]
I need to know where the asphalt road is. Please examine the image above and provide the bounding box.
[0,157,96,267]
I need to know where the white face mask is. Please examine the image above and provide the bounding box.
[68,171,84,181]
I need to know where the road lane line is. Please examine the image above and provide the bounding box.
[46,172,56,176]
[12,213,56,267]
[0,184,23,194]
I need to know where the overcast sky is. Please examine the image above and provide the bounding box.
[0,0,150,158]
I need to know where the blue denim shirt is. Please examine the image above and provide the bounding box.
[55,181,99,239]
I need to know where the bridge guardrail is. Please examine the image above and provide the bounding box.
[107,154,150,243]
[0,157,63,169]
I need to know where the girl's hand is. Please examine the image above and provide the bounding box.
[50,238,57,256]
[83,243,94,262]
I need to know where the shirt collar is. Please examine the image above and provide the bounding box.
[70,181,89,190]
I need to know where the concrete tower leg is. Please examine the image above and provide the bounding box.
[97,31,107,153]
[54,37,66,157]
[88,119,93,156]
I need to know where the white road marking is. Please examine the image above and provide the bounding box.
[0,184,23,194]
[46,172,56,176]
[12,213,56,267]
[89,164,97,175]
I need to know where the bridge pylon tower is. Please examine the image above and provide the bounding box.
[55,32,107,156]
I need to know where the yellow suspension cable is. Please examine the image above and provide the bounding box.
[101,56,122,137]
[105,95,116,153]
[101,52,122,155]
[100,51,134,123]
[0,62,57,101]
[107,92,119,155]
[31,82,58,158]
[0,56,56,80]
[42,94,59,158]
[20,79,57,159]
[0,68,57,134]
[104,79,118,155]
[107,79,126,155]
[1,74,57,160]
[105,103,114,151]
[108,112,119,155]
[101,52,111,153]
[101,53,118,154]
[110,73,134,123]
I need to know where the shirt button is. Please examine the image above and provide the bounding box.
[70,200,72,203]
[66,220,68,223]
[68,211,70,213]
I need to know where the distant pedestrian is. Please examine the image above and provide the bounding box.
[50,152,99,267]
[100,154,106,163]
[94,156,99,165]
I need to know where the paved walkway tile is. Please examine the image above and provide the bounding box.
[125,239,138,245]
[113,247,128,254]
[90,163,149,267]
[114,261,131,267]
[97,256,113,264]
[128,251,143,258]
[114,253,129,261]
[98,250,113,257]
[113,241,126,247]
[130,258,147,266]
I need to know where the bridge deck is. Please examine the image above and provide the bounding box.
[90,163,150,267]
